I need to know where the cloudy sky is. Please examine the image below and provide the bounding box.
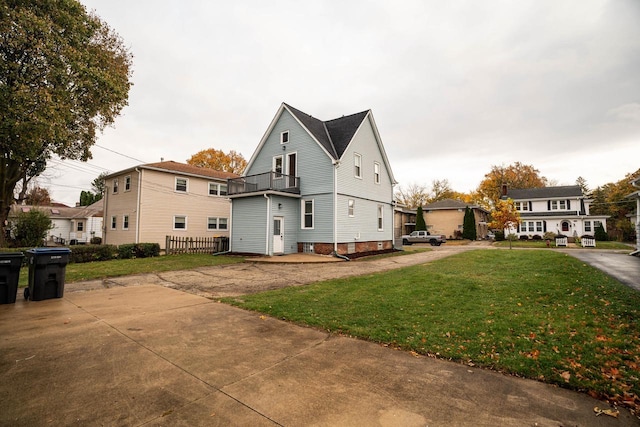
[44,0,640,205]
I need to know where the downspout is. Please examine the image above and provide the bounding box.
[135,168,141,244]
[264,193,271,255]
[331,160,350,261]
[228,194,233,253]
[102,179,108,244]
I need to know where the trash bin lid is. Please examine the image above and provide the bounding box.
[0,252,24,258]
[26,248,72,255]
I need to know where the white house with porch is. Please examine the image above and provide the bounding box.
[502,185,608,240]
[628,176,640,256]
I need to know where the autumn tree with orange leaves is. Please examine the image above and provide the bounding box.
[489,199,521,249]
[187,148,247,174]
[476,162,548,209]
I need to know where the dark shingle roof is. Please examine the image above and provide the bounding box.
[506,185,583,200]
[284,103,369,160]
[424,198,489,213]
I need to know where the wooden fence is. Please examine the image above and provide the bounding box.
[165,236,229,255]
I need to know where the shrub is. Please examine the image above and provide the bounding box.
[519,235,529,240]
[543,232,556,240]
[69,245,117,263]
[494,230,505,241]
[11,209,52,247]
[90,236,102,245]
[595,224,609,241]
[531,235,542,240]
[117,243,160,259]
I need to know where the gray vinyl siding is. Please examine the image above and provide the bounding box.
[337,116,393,203]
[335,116,394,242]
[336,195,393,242]
[231,197,267,254]
[246,110,335,196]
[298,193,334,243]
[270,196,299,254]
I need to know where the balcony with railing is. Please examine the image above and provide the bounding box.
[227,172,300,196]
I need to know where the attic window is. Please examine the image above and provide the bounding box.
[51,209,60,215]
[281,131,289,144]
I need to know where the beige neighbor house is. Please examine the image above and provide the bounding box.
[422,198,491,240]
[102,161,238,250]
[9,200,103,245]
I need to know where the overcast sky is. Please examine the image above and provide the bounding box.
[44,0,640,206]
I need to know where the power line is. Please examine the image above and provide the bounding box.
[94,144,147,163]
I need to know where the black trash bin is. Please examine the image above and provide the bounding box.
[25,248,71,301]
[0,252,24,304]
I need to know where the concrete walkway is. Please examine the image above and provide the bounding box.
[1,243,638,425]
[563,249,640,291]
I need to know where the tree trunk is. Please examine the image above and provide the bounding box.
[0,157,24,247]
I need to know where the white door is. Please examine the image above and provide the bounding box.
[273,217,284,254]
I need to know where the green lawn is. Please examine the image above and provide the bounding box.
[224,250,640,414]
[493,240,633,250]
[18,253,244,288]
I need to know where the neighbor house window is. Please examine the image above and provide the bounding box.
[515,202,529,211]
[125,175,131,191]
[77,221,84,232]
[123,215,129,230]
[584,221,592,232]
[281,130,289,144]
[536,221,543,232]
[354,153,362,178]
[374,162,380,184]
[207,217,218,230]
[348,199,355,217]
[218,218,228,230]
[175,177,188,192]
[550,200,567,210]
[111,216,117,230]
[219,184,227,196]
[302,199,314,229]
[377,205,384,231]
[113,179,119,194]
[209,182,219,196]
[174,215,187,230]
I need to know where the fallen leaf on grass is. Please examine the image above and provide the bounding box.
[259,315,266,320]
[560,371,571,382]
[593,407,619,418]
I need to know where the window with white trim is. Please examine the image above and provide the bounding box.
[536,221,543,232]
[515,202,529,211]
[377,205,383,231]
[219,218,228,230]
[174,215,187,230]
[113,179,119,194]
[111,216,117,230]
[550,200,567,210]
[374,162,380,184]
[302,199,314,229]
[207,217,228,230]
[273,156,283,178]
[175,177,188,192]
[584,221,592,232]
[123,215,129,230]
[124,175,131,191]
[281,130,289,144]
[208,183,228,196]
[354,153,362,178]
[348,199,355,217]
[77,221,84,232]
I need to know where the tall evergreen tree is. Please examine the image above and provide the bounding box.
[415,206,426,231]
[462,206,477,240]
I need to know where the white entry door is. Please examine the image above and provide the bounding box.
[273,217,284,254]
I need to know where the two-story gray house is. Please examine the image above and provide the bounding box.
[228,103,396,256]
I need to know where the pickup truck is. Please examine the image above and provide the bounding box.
[402,230,446,246]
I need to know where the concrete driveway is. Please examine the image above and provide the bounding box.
[564,250,640,291]
[1,244,638,425]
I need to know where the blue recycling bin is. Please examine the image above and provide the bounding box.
[0,252,24,304]
[25,248,72,301]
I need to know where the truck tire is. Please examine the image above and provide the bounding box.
[429,239,437,246]
[403,239,411,245]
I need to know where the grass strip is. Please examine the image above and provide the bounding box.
[223,250,640,414]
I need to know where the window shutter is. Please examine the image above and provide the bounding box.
[529,201,533,211]
[543,221,547,232]
[567,199,571,210]
[517,223,520,232]
[547,200,551,210]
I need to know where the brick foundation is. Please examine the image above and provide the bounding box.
[298,241,393,255]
